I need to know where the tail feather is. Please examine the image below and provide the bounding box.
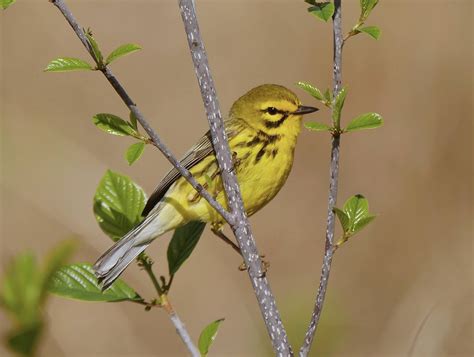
[93,224,154,290]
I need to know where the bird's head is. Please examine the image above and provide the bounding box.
[230,84,318,134]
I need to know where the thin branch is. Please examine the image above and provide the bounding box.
[178,1,292,355]
[140,257,200,357]
[49,1,203,355]
[50,0,234,226]
[299,0,343,355]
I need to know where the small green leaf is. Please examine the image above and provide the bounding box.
[359,26,381,40]
[198,319,224,356]
[93,170,146,240]
[129,111,139,131]
[324,88,332,103]
[304,122,331,131]
[342,194,376,235]
[345,112,383,132]
[296,82,324,101]
[360,0,379,21]
[125,142,146,165]
[44,57,93,72]
[85,31,104,65]
[48,263,141,302]
[308,2,335,22]
[106,43,142,65]
[334,207,350,232]
[0,253,42,325]
[1,0,16,9]
[7,322,42,357]
[167,221,206,276]
[353,214,376,234]
[92,113,136,137]
[343,194,368,223]
[41,240,76,299]
[332,87,347,128]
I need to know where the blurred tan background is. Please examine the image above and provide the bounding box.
[1,0,472,356]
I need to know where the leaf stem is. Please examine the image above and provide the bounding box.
[178,1,293,354]
[300,0,343,355]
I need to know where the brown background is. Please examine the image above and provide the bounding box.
[1,0,472,356]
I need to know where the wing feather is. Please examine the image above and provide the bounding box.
[142,127,239,216]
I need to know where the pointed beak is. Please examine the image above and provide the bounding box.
[293,105,319,115]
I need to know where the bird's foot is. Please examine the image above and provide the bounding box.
[238,255,270,276]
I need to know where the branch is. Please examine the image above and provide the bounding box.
[178,1,292,354]
[50,1,207,355]
[140,257,200,357]
[50,0,233,226]
[299,0,343,355]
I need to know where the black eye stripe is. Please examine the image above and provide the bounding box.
[263,107,287,115]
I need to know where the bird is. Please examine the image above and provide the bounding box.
[94,84,318,289]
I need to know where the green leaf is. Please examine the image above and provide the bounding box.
[296,82,324,101]
[343,194,368,223]
[48,263,141,302]
[343,194,374,234]
[44,57,93,72]
[41,240,76,300]
[7,322,42,357]
[324,88,332,103]
[308,2,335,22]
[125,142,146,165]
[304,122,331,131]
[129,111,139,131]
[106,43,142,65]
[93,170,146,240]
[353,214,376,234]
[332,87,347,128]
[167,221,206,276]
[0,253,42,325]
[333,207,350,232]
[198,319,224,356]
[92,113,137,137]
[85,31,104,65]
[360,0,379,21]
[359,26,381,40]
[345,112,383,132]
[1,0,16,9]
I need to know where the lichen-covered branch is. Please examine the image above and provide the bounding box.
[177,1,293,355]
[299,0,343,355]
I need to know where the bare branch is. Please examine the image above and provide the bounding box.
[178,0,292,354]
[299,0,343,355]
[50,0,234,226]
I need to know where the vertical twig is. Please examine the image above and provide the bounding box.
[299,0,343,355]
[178,1,293,355]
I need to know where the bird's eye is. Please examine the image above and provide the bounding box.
[266,107,278,115]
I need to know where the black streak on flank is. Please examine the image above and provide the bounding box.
[255,147,266,163]
[246,136,262,147]
[264,114,289,129]
[271,148,278,158]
